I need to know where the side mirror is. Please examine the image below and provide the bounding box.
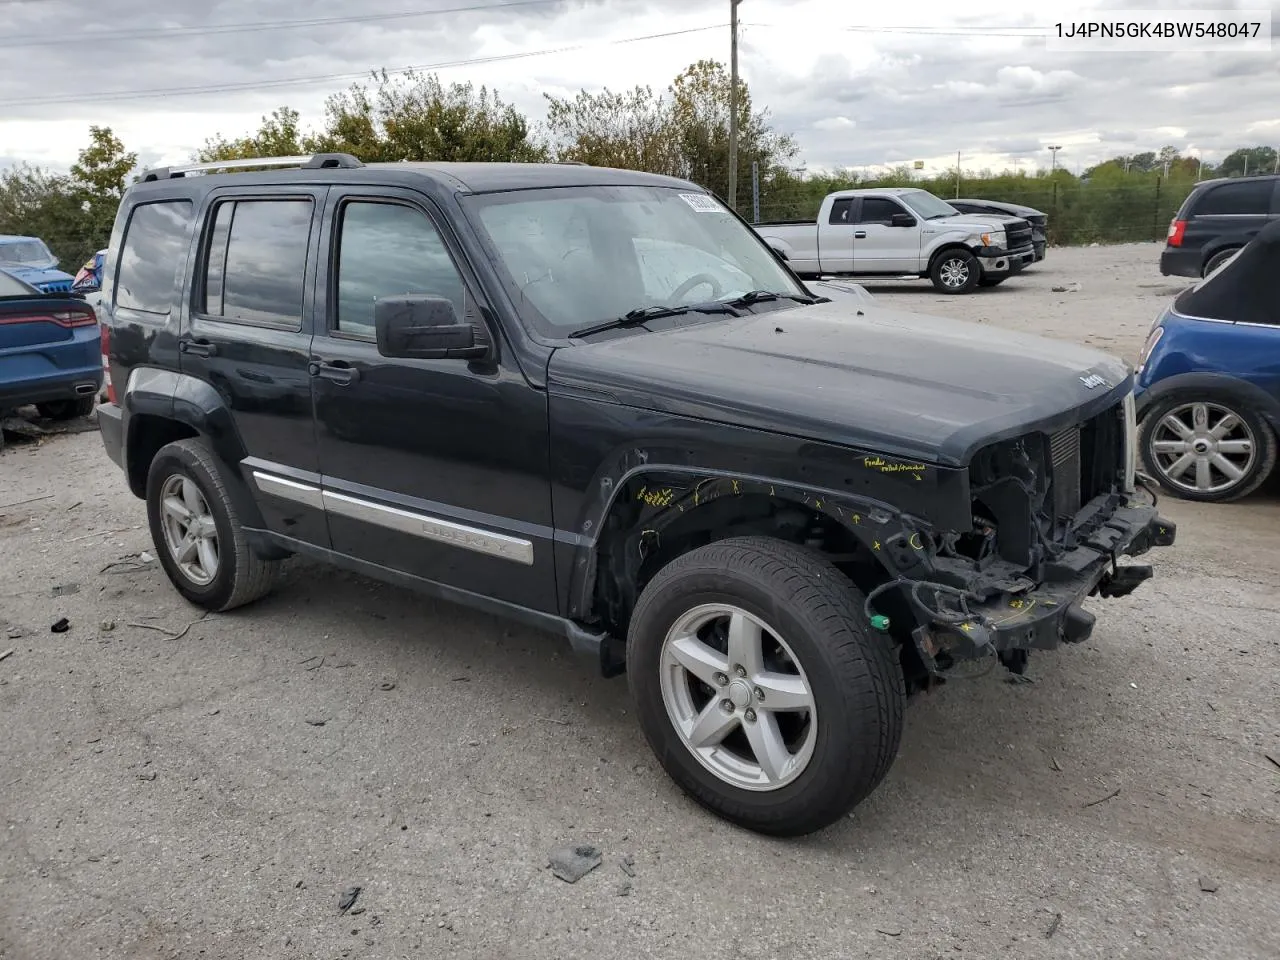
[374,295,486,360]
[890,213,917,228]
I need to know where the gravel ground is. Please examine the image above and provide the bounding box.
[2,243,1277,960]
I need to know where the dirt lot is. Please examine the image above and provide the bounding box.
[2,242,1277,960]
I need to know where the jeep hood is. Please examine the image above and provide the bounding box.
[547,300,1131,467]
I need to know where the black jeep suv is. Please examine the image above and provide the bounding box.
[96,154,1174,836]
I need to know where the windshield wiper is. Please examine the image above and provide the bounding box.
[723,290,821,307]
[568,302,739,339]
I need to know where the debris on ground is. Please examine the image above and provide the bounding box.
[101,553,155,574]
[305,719,327,727]
[349,907,366,916]
[138,772,157,781]
[1045,913,1062,938]
[875,927,903,937]
[1082,787,1121,808]
[0,649,14,664]
[379,682,396,691]
[1198,877,1219,894]
[619,855,636,878]
[5,627,20,640]
[338,886,362,913]
[1050,756,1063,772]
[126,613,210,641]
[616,880,633,897]
[100,620,116,632]
[1265,755,1280,772]
[50,618,69,633]
[51,583,79,597]
[548,844,602,883]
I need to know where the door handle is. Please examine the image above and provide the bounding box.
[180,339,216,358]
[854,231,867,239]
[308,360,360,385]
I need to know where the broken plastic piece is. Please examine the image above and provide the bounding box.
[869,615,890,632]
[549,844,602,883]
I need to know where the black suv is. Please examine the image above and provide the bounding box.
[1161,174,1280,278]
[96,154,1174,836]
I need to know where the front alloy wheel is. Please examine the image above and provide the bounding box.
[628,536,905,837]
[930,249,979,294]
[1141,396,1277,503]
[659,603,817,791]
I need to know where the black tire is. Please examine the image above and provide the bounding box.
[1202,248,1239,278]
[1139,392,1277,503]
[626,536,905,837]
[36,397,95,420]
[929,249,980,294]
[145,438,280,610]
[977,275,1007,288]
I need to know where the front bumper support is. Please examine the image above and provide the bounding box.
[909,503,1176,675]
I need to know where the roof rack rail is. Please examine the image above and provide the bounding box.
[139,153,364,182]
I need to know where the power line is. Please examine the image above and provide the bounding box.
[0,24,726,109]
[0,0,565,50]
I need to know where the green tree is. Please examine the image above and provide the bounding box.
[0,164,94,269]
[1218,146,1278,177]
[313,69,548,162]
[543,85,683,173]
[68,125,137,256]
[198,107,308,162]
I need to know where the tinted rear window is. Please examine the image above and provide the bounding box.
[115,200,194,315]
[1194,179,1275,216]
[201,198,313,329]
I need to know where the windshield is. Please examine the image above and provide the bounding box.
[0,239,55,268]
[900,191,959,221]
[462,185,808,337]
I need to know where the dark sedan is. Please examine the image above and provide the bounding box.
[951,198,1048,262]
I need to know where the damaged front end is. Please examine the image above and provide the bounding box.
[870,392,1176,680]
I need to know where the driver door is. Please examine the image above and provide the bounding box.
[309,186,558,612]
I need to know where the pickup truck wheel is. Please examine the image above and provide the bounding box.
[930,249,979,294]
[1140,395,1277,503]
[145,438,281,611]
[627,536,905,836]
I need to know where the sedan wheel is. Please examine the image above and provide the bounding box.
[1141,396,1278,503]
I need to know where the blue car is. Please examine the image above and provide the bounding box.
[0,269,102,431]
[1135,219,1280,503]
[0,235,76,293]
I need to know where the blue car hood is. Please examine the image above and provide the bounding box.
[8,265,75,290]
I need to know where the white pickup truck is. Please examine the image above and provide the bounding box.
[753,187,1037,294]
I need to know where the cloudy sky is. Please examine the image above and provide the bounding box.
[1,0,1277,177]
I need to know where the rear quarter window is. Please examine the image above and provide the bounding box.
[1193,180,1275,217]
[115,200,194,315]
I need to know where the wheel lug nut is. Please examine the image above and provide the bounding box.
[714,672,728,686]
[734,665,746,678]
[754,688,764,701]
[720,699,734,713]
[744,709,756,722]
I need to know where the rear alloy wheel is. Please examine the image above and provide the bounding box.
[627,536,905,836]
[930,249,979,294]
[1140,396,1277,503]
[1202,248,1239,278]
[146,438,281,610]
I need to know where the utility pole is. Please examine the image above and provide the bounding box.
[1048,144,1062,173]
[955,150,960,198]
[728,0,741,211]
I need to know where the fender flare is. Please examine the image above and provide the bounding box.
[121,366,269,530]
[1136,371,1280,431]
[565,459,938,623]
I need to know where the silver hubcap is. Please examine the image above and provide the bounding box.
[940,258,970,287]
[159,474,219,585]
[659,603,817,792]
[1150,401,1256,494]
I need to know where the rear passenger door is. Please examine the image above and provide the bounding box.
[180,187,329,546]
[309,187,557,613]
[814,197,855,273]
[1189,178,1279,258]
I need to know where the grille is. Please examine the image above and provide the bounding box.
[1006,219,1033,250]
[1049,425,1082,519]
